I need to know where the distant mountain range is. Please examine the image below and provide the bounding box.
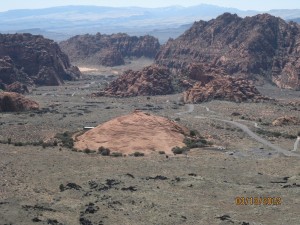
[1,4,300,42]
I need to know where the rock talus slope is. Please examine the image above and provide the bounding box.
[74,111,189,155]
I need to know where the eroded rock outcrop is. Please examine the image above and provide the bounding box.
[156,13,300,90]
[60,33,160,66]
[0,33,81,87]
[272,116,300,126]
[6,82,29,94]
[93,65,174,97]
[0,92,39,112]
[183,76,269,103]
[74,111,188,155]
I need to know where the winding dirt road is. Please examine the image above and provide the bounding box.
[179,104,300,157]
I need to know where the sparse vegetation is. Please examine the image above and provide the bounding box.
[190,130,199,137]
[83,148,95,154]
[171,146,189,155]
[132,152,145,157]
[184,137,211,149]
[98,146,111,156]
[55,131,74,148]
[110,152,123,157]
[255,128,297,139]
[158,151,165,154]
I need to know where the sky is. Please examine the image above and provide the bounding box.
[0,0,300,12]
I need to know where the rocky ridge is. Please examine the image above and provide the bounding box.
[59,33,160,66]
[155,13,300,90]
[0,33,81,87]
[93,65,174,97]
[183,76,269,103]
[0,92,39,112]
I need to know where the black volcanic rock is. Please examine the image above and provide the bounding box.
[0,33,81,86]
[60,33,160,66]
[155,13,300,90]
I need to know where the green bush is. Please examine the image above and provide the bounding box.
[98,146,110,156]
[111,152,123,157]
[172,146,189,155]
[133,152,144,157]
[55,131,74,149]
[83,148,95,154]
[14,142,23,146]
[184,137,210,149]
[189,130,198,137]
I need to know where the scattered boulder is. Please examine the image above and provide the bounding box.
[60,33,160,66]
[155,13,300,90]
[272,116,300,126]
[93,65,174,97]
[0,92,39,112]
[74,111,188,155]
[0,33,81,87]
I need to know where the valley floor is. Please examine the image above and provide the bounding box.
[0,65,299,225]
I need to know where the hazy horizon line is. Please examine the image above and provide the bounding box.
[0,3,299,13]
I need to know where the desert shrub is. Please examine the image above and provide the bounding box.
[175,118,180,121]
[184,137,209,148]
[172,146,189,155]
[42,142,47,149]
[190,130,199,137]
[7,138,11,144]
[231,112,241,116]
[298,131,300,136]
[133,152,144,157]
[158,151,165,154]
[111,152,123,157]
[256,129,281,138]
[98,146,110,156]
[282,134,297,139]
[55,131,74,148]
[14,142,23,146]
[83,148,95,154]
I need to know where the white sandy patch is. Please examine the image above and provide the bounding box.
[78,67,98,72]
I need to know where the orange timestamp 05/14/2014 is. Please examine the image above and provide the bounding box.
[235,197,281,205]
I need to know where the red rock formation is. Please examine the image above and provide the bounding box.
[74,111,188,155]
[183,76,269,103]
[6,82,29,94]
[60,33,160,66]
[0,92,39,112]
[0,33,81,86]
[272,116,300,126]
[93,65,174,97]
[156,13,300,90]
